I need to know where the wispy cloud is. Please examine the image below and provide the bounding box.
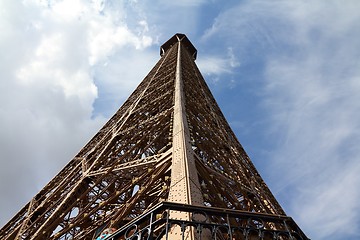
[157,0,207,7]
[203,1,360,239]
[197,47,240,75]
[265,52,360,239]
[266,2,360,239]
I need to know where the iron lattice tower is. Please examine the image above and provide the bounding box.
[0,34,308,240]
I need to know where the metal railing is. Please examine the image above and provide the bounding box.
[106,202,309,240]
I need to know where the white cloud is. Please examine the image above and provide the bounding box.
[197,56,231,75]
[197,48,240,76]
[52,0,88,21]
[17,32,93,88]
[157,0,207,7]
[88,19,152,65]
[0,0,156,227]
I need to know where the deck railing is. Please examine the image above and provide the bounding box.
[105,202,309,240]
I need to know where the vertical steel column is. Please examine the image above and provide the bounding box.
[167,35,205,240]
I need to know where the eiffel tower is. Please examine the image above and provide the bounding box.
[0,34,308,240]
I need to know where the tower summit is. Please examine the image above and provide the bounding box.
[0,34,308,240]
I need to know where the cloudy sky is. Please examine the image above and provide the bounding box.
[1,0,360,239]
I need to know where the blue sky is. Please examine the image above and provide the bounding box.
[1,1,360,239]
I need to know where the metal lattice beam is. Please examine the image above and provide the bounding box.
[0,34,308,240]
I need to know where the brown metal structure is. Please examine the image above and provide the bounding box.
[0,34,308,240]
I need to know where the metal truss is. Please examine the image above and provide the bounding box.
[0,34,308,240]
